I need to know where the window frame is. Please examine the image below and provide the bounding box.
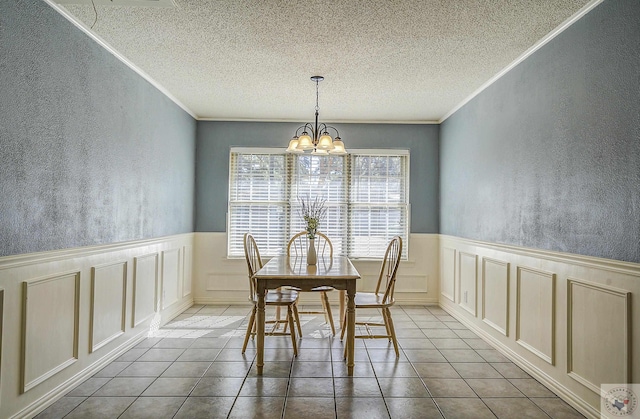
[227,147,410,260]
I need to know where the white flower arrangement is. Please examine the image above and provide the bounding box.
[298,195,327,239]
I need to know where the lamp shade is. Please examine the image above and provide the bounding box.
[286,137,303,153]
[296,132,314,150]
[316,133,334,150]
[311,148,329,155]
[329,138,347,154]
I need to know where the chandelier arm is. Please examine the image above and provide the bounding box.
[323,125,341,138]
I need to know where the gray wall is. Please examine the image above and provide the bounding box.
[0,0,196,257]
[196,121,439,233]
[440,0,640,263]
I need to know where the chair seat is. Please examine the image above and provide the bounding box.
[354,292,394,308]
[264,290,299,305]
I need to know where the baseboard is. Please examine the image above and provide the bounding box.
[440,299,599,419]
[11,330,147,419]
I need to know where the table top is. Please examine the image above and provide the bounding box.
[254,255,360,280]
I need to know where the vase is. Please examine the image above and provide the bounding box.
[307,237,317,265]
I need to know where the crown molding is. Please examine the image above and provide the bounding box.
[44,0,197,120]
[439,0,604,123]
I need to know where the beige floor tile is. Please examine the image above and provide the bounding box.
[190,377,245,397]
[284,397,337,419]
[119,397,185,419]
[490,362,530,379]
[35,397,86,419]
[451,363,502,378]
[413,363,461,378]
[423,378,476,398]
[92,377,155,397]
[65,397,136,419]
[228,397,285,419]
[288,377,335,397]
[531,397,586,419]
[141,377,199,396]
[509,378,557,397]
[483,397,549,418]
[240,377,289,397]
[435,398,496,419]
[465,378,524,398]
[334,377,383,398]
[173,397,234,419]
[336,398,390,419]
[372,362,418,377]
[378,377,431,398]
[386,398,443,419]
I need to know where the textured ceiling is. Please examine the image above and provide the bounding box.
[57,0,593,122]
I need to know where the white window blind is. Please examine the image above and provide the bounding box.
[348,153,409,259]
[228,148,409,259]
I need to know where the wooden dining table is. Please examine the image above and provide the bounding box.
[252,255,361,375]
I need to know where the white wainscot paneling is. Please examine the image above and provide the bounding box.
[482,258,509,336]
[0,287,4,392]
[21,272,80,393]
[567,279,631,393]
[90,262,126,353]
[182,245,193,298]
[458,252,477,316]
[441,247,456,302]
[162,249,181,309]
[516,266,556,364]
[132,253,158,327]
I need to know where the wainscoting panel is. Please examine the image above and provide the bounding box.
[132,253,158,328]
[567,279,631,393]
[0,288,4,397]
[0,233,194,419]
[441,247,456,302]
[458,252,477,316]
[516,266,555,364]
[89,262,126,353]
[21,272,80,393]
[439,235,640,419]
[482,257,509,336]
[182,245,193,298]
[193,232,441,305]
[161,249,181,310]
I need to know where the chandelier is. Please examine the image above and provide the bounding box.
[286,76,347,155]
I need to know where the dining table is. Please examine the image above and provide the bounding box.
[252,255,361,375]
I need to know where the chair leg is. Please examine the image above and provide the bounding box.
[381,308,392,341]
[293,303,302,338]
[340,308,347,341]
[287,306,298,356]
[322,292,336,335]
[242,306,256,354]
[275,306,282,330]
[385,307,399,357]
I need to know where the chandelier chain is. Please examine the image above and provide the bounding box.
[315,79,320,112]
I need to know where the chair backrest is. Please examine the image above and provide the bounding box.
[287,231,333,258]
[374,236,403,304]
[243,233,262,302]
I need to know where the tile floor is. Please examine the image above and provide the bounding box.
[37,305,586,418]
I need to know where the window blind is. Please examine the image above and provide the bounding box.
[227,148,409,259]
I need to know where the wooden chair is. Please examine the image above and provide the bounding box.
[340,236,402,356]
[242,233,302,355]
[286,231,336,335]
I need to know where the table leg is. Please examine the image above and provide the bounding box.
[346,281,356,376]
[256,282,266,375]
[339,290,345,327]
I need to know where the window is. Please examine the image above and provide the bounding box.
[228,148,409,259]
